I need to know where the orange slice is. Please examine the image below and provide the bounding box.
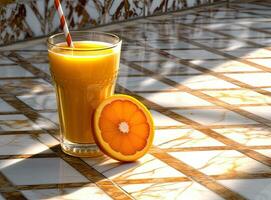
[94,94,154,162]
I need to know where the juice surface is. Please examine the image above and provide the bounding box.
[48,41,120,144]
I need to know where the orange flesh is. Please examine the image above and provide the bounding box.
[98,100,149,155]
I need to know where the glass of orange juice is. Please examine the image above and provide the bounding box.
[47,31,122,157]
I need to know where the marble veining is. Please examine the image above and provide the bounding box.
[1,1,271,199]
[0,0,222,45]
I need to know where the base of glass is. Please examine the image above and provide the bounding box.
[61,140,102,157]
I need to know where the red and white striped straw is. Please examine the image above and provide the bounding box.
[54,0,74,48]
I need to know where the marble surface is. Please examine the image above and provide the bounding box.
[0,0,223,45]
[1,1,271,199]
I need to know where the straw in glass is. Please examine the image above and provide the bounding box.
[54,0,74,47]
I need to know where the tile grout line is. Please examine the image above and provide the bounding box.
[150,146,246,200]
[114,172,271,185]
[0,50,253,200]
[229,4,271,19]
[116,84,271,169]
[194,5,271,38]
[120,25,271,122]
[0,172,27,200]
[6,52,52,83]
[129,87,271,92]
[0,154,57,160]
[0,89,134,200]
[118,33,271,169]
[6,32,269,175]
[121,58,271,127]
[12,182,92,192]
[0,54,134,200]
[158,145,271,152]
[2,171,271,192]
[1,144,271,163]
[170,23,271,71]
[0,5,271,198]
[9,48,269,127]
[155,123,265,130]
[118,82,271,171]
[0,130,57,136]
[156,15,270,50]
[120,29,271,95]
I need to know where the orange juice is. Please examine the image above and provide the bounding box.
[48,41,121,155]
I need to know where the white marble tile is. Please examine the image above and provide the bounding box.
[170,150,271,176]
[225,73,271,87]
[119,30,160,42]
[32,115,57,130]
[122,43,145,51]
[154,129,224,148]
[247,59,271,69]
[40,112,59,124]
[0,98,16,112]
[187,31,226,40]
[190,59,259,72]
[122,50,167,62]
[18,51,48,60]
[17,93,57,110]
[94,24,122,32]
[148,40,198,49]
[250,10,271,17]
[168,75,239,89]
[223,29,270,38]
[263,88,271,93]
[247,38,271,46]
[166,49,225,60]
[0,110,56,131]
[241,106,271,120]
[203,89,271,105]
[122,181,224,200]
[138,92,213,107]
[22,186,112,200]
[0,134,54,155]
[174,108,256,125]
[135,61,201,75]
[194,39,251,50]
[33,63,50,75]
[173,13,205,20]
[256,150,271,158]
[0,56,14,65]
[150,110,185,127]
[35,133,59,148]
[0,158,88,185]
[214,127,271,146]
[225,48,271,58]
[82,155,110,170]
[200,12,253,19]
[235,3,268,9]
[118,63,143,76]
[117,76,175,91]
[0,79,54,96]
[241,21,271,29]
[173,18,208,25]
[85,154,185,180]
[0,66,34,77]
[26,43,47,51]
[219,179,271,200]
[0,114,41,131]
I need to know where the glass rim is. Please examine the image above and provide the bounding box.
[47,31,122,51]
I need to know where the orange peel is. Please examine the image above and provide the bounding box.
[94,94,154,162]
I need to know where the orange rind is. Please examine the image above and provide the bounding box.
[94,94,154,162]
